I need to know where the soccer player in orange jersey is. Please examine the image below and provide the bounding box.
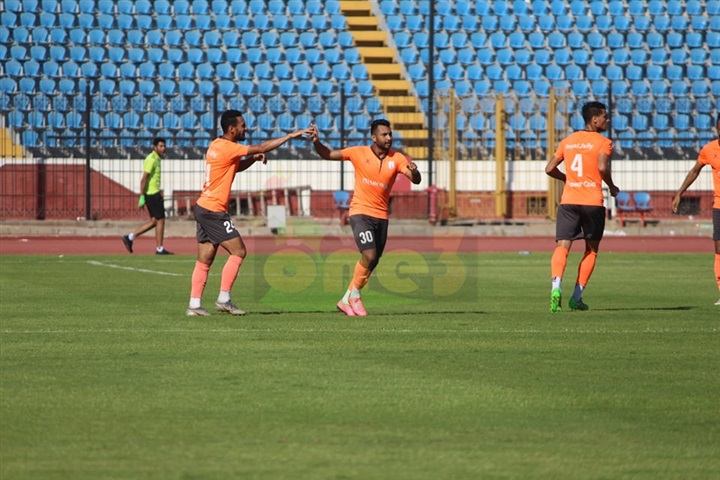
[309,119,421,316]
[672,115,720,305]
[544,101,620,312]
[186,110,312,316]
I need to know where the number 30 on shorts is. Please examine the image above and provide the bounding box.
[358,230,374,244]
[223,220,237,234]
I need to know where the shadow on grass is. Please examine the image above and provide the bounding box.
[250,310,488,316]
[594,306,694,312]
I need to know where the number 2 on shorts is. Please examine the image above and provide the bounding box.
[224,220,236,234]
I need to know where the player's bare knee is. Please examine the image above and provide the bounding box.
[363,252,379,269]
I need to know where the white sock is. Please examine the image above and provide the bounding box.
[551,277,561,291]
[128,233,136,241]
[341,289,351,303]
[217,290,231,303]
[156,246,164,253]
[189,297,202,309]
[349,287,361,299]
[572,284,584,301]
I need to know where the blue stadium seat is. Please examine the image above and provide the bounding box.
[572,80,590,97]
[545,64,562,81]
[516,13,536,33]
[603,64,622,81]
[650,14,670,32]
[650,80,669,96]
[60,59,80,77]
[573,49,591,66]
[2,12,20,28]
[537,14,554,32]
[591,80,608,96]
[611,79,629,95]
[616,62,644,80]
[646,64,663,80]
[534,49,551,65]
[39,59,60,78]
[460,14,478,30]
[630,49,648,65]
[555,48,572,66]
[13,26,30,42]
[690,48,707,65]
[691,80,710,97]
[650,48,668,65]
[634,15,651,32]
[711,81,720,97]
[595,15,613,32]
[229,79,252,97]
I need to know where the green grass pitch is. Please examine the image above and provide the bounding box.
[1,252,718,479]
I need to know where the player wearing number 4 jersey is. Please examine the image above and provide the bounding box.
[545,101,620,312]
[186,110,312,316]
[672,115,720,306]
[310,119,422,316]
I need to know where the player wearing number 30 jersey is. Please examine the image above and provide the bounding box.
[186,110,312,317]
[310,119,422,316]
[545,101,620,313]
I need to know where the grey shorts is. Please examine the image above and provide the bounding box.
[555,204,606,242]
[349,214,389,257]
[194,204,240,246]
[714,208,720,241]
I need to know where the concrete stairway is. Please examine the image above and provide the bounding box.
[339,0,428,160]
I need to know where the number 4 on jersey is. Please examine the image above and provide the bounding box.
[570,153,583,178]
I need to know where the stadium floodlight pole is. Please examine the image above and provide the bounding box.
[427,0,435,185]
[84,80,91,220]
[607,89,613,140]
[213,84,219,138]
[340,86,346,191]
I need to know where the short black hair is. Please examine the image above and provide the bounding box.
[220,110,243,133]
[370,118,391,135]
[581,101,607,125]
[153,137,165,146]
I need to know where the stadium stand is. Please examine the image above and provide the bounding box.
[0,0,716,160]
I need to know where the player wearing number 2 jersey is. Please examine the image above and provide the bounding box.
[186,110,312,316]
[310,119,422,316]
[545,101,620,312]
[672,115,720,305]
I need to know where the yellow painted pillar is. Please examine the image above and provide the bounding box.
[448,90,457,219]
[495,94,507,218]
[546,88,562,220]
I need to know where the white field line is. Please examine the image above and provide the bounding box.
[87,260,185,276]
[2,328,718,335]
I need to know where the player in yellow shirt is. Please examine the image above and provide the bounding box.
[121,137,173,254]
[309,119,421,316]
[545,101,620,312]
[186,110,312,316]
[672,115,720,305]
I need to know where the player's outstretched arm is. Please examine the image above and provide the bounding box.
[672,162,704,213]
[309,124,344,161]
[246,127,313,156]
[236,153,267,173]
[544,155,566,182]
[404,162,422,185]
